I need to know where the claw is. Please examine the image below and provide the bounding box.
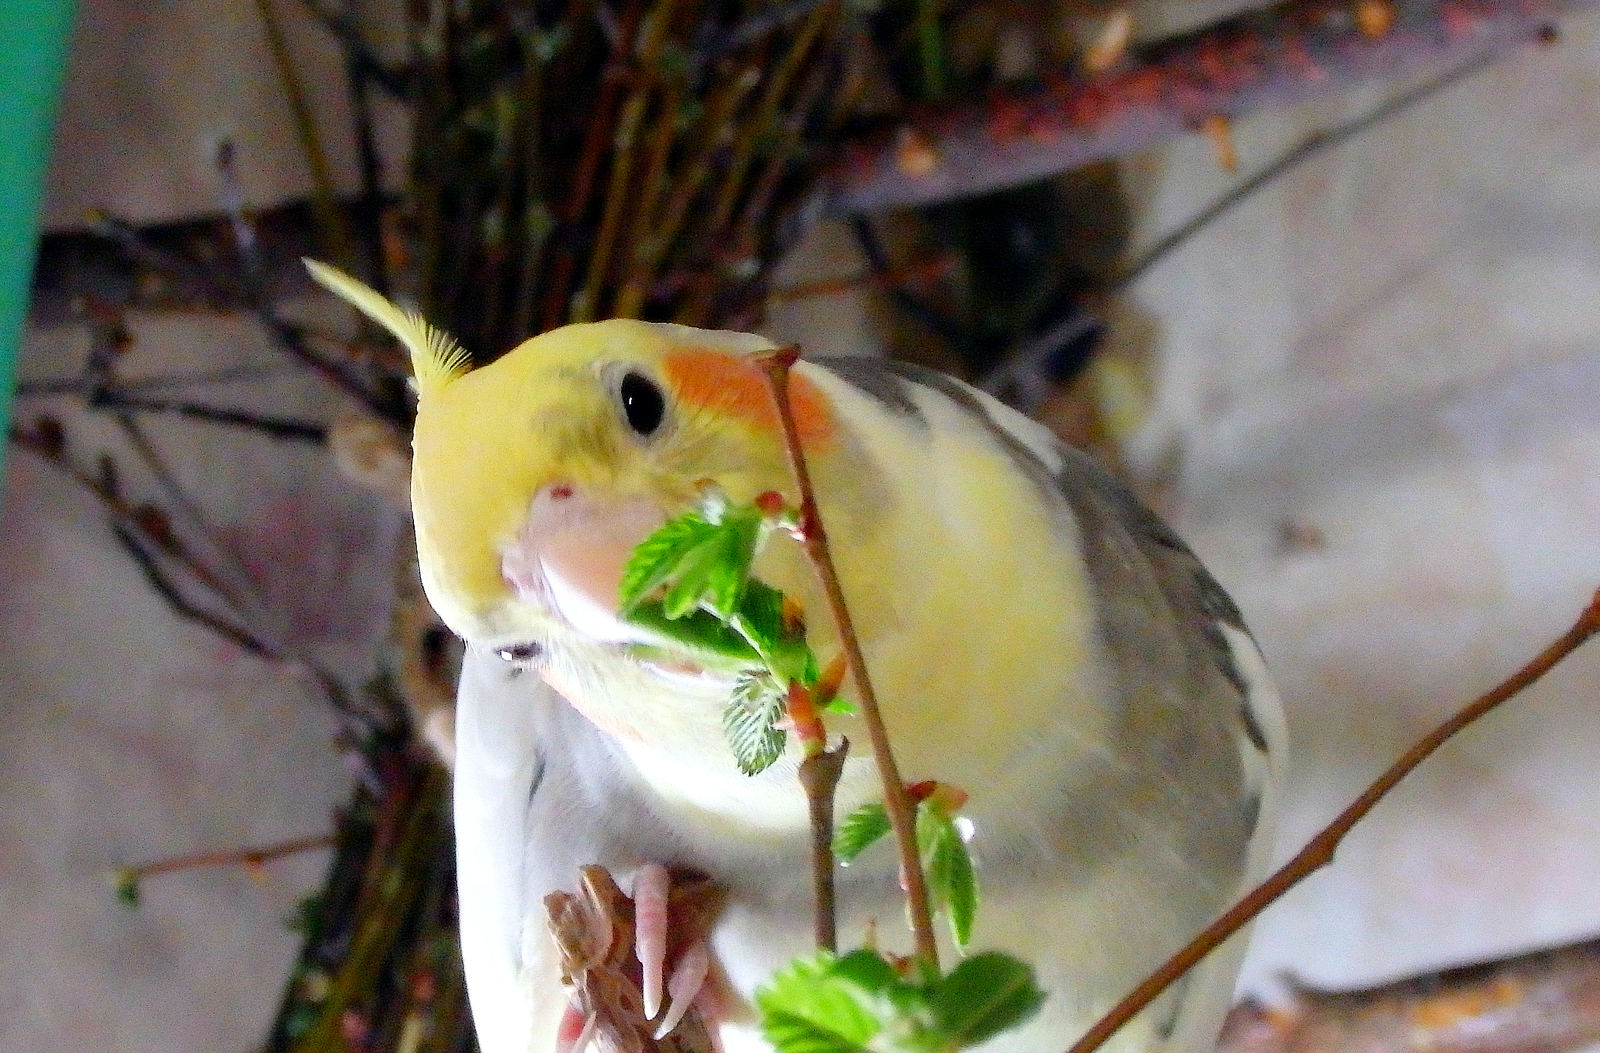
[694,986,726,1053]
[558,1004,598,1053]
[633,863,671,1019]
[654,940,711,1040]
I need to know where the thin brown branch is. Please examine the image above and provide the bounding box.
[29,199,386,330]
[119,833,335,883]
[541,0,646,329]
[253,0,354,265]
[827,0,1593,214]
[1218,931,1600,1053]
[1067,587,1600,1053]
[111,523,276,660]
[1114,46,1499,290]
[753,345,941,969]
[798,740,849,951]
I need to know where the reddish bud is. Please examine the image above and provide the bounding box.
[784,681,826,755]
[814,653,848,710]
[754,490,787,517]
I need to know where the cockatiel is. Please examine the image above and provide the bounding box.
[306,262,1286,1053]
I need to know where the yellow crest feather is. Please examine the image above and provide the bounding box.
[303,259,473,397]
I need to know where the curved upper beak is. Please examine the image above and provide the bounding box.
[500,483,665,643]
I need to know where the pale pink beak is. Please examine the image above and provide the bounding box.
[500,483,665,642]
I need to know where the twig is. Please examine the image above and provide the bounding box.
[849,216,964,346]
[753,345,941,969]
[9,433,362,721]
[798,741,849,951]
[298,0,414,98]
[340,44,391,296]
[118,833,335,884]
[215,143,400,422]
[29,199,390,330]
[100,395,328,442]
[541,0,646,329]
[572,0,681,322]
[1066,587,1600,1053]
[253,0,354,265]
[17,363,306,395]
[1114,46,1502,289]
[708,0,834,60]
[111,523,276,661]
[974,46,1504,416]
[826,0,1593,213]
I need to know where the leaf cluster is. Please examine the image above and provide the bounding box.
[757,949,1044,1053]
[619,493,840,774]
[622,492,1043,1052]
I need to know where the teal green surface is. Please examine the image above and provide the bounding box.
[0,1,77,473]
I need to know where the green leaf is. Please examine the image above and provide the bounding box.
[928,953,1044,1048]
[618,512,721,613]
[625,601,763,666]
[834,802,892,864]
[620,504,764,620]
[724,674,789,775]
[757,954,882,1053]
[762,1009,872,1053]
[729,580,817,687]
[822,695,857,715]
[918,806,978,949]
[830,948,903,993]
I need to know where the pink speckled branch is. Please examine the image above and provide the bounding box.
[826,0,1591,214]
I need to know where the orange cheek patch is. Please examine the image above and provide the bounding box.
[664,347,835,447]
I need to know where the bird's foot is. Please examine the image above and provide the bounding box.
[634,863,716,1039]
[547,863,726,1053]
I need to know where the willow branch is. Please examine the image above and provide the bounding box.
[826,0,1592,214]
[1066,587,1600,1053]
[753,345,941,969]
[253,0,354,265]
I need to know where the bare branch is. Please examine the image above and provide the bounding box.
[826,0,1591,214]
[798,741,850,951]
[117,833,334,885]
[1114,46,1499,289]
[29,199,382,329]
[1218,932,1600,1053]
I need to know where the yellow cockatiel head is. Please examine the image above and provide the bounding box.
[304,261,847,663]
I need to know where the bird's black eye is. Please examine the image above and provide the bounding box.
[495,642,543,666]
[620,371,665,436]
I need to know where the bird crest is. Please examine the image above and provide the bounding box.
[303,259,473,398]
